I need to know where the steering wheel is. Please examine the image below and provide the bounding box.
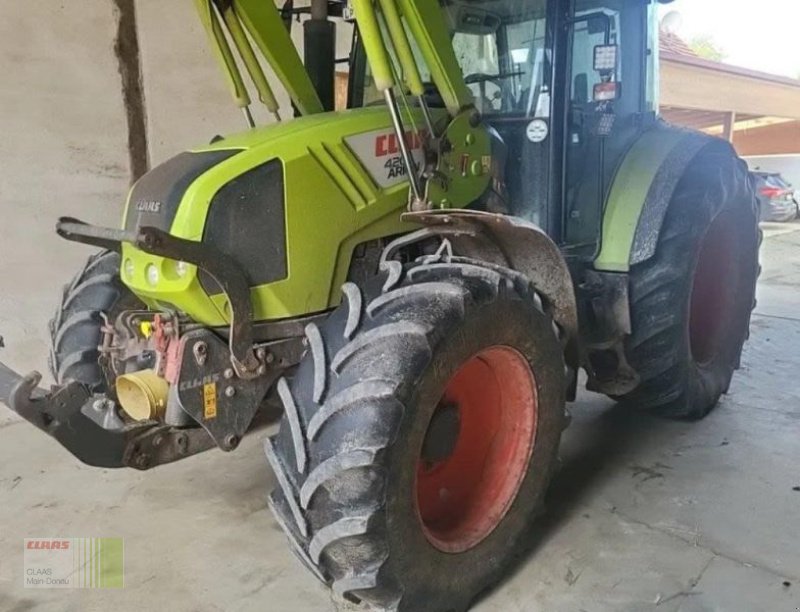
[464,73,515,112]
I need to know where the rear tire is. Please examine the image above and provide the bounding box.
[266,260,567,611]
[619,151,759,419]
[48,251,142,392]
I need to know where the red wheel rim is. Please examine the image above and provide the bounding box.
[415,346,538,553]
[689,212,738,365]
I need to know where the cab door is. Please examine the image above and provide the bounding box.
[562,0,651,257]
[476,10,554,230]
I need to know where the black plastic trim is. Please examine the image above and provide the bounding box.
[199,159,287,293]
[125,149,240,231]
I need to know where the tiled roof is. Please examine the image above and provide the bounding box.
[659,29,698,58]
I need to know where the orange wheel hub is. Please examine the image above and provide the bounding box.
[415,346,538,553]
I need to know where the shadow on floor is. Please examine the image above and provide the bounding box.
[476,397,679,606]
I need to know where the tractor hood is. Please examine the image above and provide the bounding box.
[119,107,423,326]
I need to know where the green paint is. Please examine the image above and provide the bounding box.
[97,538,124,589]
[594,128,688,272]
[234,0,323,116]
[353,0,396,91]
[427,111,491,208]
[121,107,418,325]
[121,1,485,326]
[398,0,473,114]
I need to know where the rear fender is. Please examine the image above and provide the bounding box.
[595,123,737,272]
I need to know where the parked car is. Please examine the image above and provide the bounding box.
[752,171,799,222]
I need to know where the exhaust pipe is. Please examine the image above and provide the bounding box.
[116,370,169,422]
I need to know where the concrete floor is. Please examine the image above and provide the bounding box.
[1,224,799,612]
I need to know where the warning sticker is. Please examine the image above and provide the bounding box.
[203,383,217,420]
[345,127,427,188]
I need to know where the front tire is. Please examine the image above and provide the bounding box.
[266,260,567,611]
[620,150,759,419]
[49,251,142,392]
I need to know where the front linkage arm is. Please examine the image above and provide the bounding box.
[56,217,261,377]
[0,217,283,469]
[2,366,215,470]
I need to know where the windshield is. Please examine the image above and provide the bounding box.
[359,0,549,116]
[757,173,791,189]
[769,176,791,189]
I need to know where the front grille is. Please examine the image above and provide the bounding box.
[199,159,287,294]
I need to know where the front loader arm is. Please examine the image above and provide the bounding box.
[233,0,324,116]
[194,0,324,122]
[396,0,473,114]
[354,0,472,116]
[352,0,490,211]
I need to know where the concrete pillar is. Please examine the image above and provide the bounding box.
[136,1,354,165]
[722,111,737,143]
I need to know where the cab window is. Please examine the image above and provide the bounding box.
[357,1,549,117]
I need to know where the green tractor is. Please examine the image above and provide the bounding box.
[1,0,759,609]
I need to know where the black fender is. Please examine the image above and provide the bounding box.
[393,209,579,378]
[595,122,744,272]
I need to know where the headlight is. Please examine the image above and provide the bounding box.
[124,258,135,280]
[145,263,160,286]
[175,260,189,278]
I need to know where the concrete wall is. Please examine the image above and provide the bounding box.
[137,1,354,165]
[136,0,252,165]
[0,1,130,378]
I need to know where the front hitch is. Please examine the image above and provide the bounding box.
[56,217,262,377]
[0,364,215,470]
[1,218,306,469]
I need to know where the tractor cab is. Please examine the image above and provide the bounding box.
[350,0,661,257]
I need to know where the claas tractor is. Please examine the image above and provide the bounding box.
[0,0,759,610]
